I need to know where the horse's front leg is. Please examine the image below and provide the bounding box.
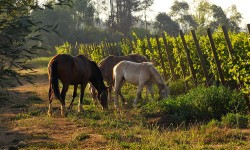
[68,84,78,110]
[108,84,113,102]
[79,82,88,112]
[134,82,144,107]
[146,83,154,100]
[60,84,69,116]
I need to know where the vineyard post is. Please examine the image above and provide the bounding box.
[223,26,250,112]
[100,42,105,58]
[103,41,109,56]
[191,30,210,86]
[155,35,167,79]
[247,24,250,34]
[207,28,225,85]
[87,45,91,58]
[107,43,112,55]
[162,33,176,80]
[173,36,189,91]
[116,42,121,56]
[128,36,134,53]
[246,24,250,113]
[179,30,198,86]
[133,36,138,48]
[146,34,154,62]
[222,26,234,60]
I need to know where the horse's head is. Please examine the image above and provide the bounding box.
[98,87,109,110]
[159,84,169,100]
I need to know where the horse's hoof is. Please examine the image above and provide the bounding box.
[133,103,137,108]
[48,111,52,117]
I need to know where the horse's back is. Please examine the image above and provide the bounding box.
[114,60,153,85]
[126,54,148,63]
[99,54,148,85]
[48,54,92,84]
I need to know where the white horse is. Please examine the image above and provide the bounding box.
[113,60,169,108]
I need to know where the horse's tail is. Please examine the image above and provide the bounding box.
[49,60,60,100]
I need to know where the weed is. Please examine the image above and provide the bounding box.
[221,113,249,128]
[72,133,91,142]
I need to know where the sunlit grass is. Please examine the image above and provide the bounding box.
[2,56,250,150]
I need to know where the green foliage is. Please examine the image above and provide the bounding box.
[0,0,71,88]
[168,79,188,96]
[159,86,247,124]
[55,41,72,54]
[127,31,249,95]
[221,113,249,129]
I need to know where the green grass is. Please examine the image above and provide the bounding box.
[25,57,52,68]
[3,56,250,150]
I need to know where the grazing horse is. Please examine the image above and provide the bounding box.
[48,54,108,116]
[90,54,148,103]
[113,60,169,108]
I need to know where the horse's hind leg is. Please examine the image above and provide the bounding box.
[48,84,53,117]
[118,80,127,105]
[114,75,123,108]
[68,84,78,110]
[79,82,88,112]
[89,83,98,105]
[60,84,69,116]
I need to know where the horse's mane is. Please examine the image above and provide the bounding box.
[90,60,104,81]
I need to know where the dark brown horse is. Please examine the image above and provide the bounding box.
[48,54,108,116]
[90,54,148,103]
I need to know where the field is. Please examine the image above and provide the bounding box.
[0,57,250,150]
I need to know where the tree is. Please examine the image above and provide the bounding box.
[209,4,230,30]
[141,0,154,30]
[193,0,212,35]
[106,0,142,35]
[154,12,180,35]
[31,0,98,48]
[227,5,242,32]
[193,0,242,33]
[169,0,197,32]
[0,0,70,88]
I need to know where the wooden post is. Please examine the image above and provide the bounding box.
[155,35,167,79]
[247,24,250,34]
[179,30,198,86]
[222,25,234,60]
[173,37,189,90]
[162,33,176,80]
[128,37,134,53]
[191,30,210,86]
[223,26,250,112]
[146,34,154,62]
[105,42,110,56]
[207,28,225,85]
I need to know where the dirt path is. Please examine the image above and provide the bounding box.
[0,74,108,150]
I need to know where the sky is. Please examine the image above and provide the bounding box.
[38,0,250,28]
[150,0,250,28]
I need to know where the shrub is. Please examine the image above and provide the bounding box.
[168,79,188,96]
[159,85,247,124]
[221,113,249,129]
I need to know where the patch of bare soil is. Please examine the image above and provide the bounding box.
[0,77,108,150]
